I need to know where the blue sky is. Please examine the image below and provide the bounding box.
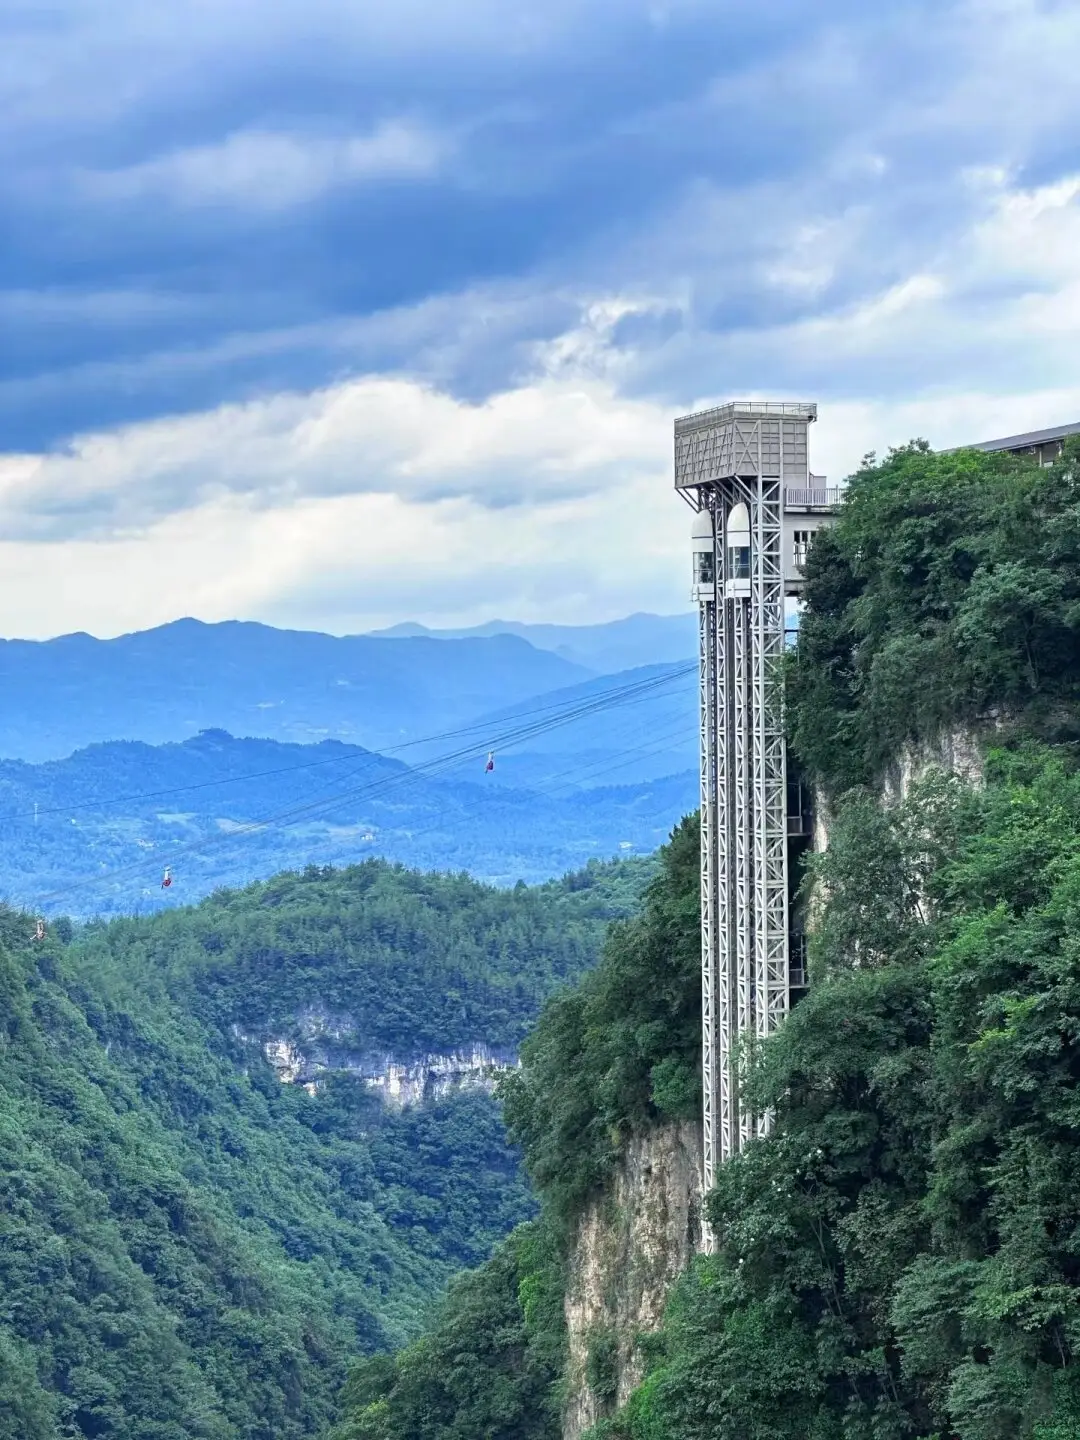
[2,0,1080,637]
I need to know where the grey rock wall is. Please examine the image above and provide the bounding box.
[233,1005,516,1106]
[562,1119,703,1440]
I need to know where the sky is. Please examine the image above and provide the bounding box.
[2,0,1080,639]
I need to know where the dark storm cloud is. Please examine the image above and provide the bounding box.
[0,0,998,451]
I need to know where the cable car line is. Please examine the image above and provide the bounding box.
[167,664,693,849]
[13,663,695,822]
[287,724,698,877]
[27,664,695,908]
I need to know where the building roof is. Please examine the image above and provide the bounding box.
[961,419,1080,453]
[674,400,816,435]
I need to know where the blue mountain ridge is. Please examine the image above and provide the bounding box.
[368,612,698,674]
[0,618,591,762]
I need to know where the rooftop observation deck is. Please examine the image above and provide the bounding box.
[675,401,821,495]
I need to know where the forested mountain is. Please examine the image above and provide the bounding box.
[0,855,650,1438]
[0,615,700,768]
[0,620,589,762]
[332,817,700,1440]
[0,729,694,915]
[340,439,1080,1439]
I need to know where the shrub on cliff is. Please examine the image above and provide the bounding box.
[610,747,1080,1439]
[330,1220,565,1440]
[500,815,702,1235]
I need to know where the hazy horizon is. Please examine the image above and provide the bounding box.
[0,608,697,647]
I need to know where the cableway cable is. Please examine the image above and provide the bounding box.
[13,664,695,821]
[27,664,696,908]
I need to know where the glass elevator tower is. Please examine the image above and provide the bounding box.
[674,401,839,1209]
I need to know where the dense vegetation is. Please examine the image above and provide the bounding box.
[338,439,1080,1440]
[81,855,652,1057]
[789,438,1080,791]
[501,816,701,1233]
[601,748,1080,1438]
[0,856,647,1437]
[329,1220,566,1440]
[331,820,699,1438]
[598,439,1080,1438]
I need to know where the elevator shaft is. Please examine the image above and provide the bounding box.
[675,400,837,1228]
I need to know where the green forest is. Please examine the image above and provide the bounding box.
[338,438,1080,1440]
[0,855,649,1438]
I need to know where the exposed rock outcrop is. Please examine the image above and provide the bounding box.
[235,1005,516,1107]
[562,1119,703,1440]
[886,725,986,803]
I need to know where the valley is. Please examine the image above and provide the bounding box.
[0,687,695,918]
[0,856,649,1438]
[0,616,695,764]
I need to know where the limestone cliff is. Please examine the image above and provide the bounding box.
[557,734,988,1440]
[886,725,985,802]
[562,1119,703,1440]
[812,724,987,854]
[234,1004,516,1107]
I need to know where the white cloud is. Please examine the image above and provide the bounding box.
[0,351,672,545]
[84,121,449,210]
[813,385,1080,482]
[9,366,1080,643]
[6,150,1080,637]
[0,460,692,641]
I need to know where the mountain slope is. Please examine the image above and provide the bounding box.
[435,662,697,789]
[0,857,647,1438]
[0,619,590,762]
[339,440,1080,1440]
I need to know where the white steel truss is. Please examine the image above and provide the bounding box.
[698,589,719,1210]
[675,402,832,1239]
[708,472,788,1162]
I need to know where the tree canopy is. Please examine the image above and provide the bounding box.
[789,438,1080,791]
[600,748,1080,1439]
[345,439,1080,1440]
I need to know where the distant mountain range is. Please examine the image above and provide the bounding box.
[369,612,697,674]
[422,662,697,790]
[0,614,699,910]
[0,613,696,764]
[0,729,696,916]
[0,618,589,762]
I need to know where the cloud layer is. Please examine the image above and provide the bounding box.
[3,0,1080,636]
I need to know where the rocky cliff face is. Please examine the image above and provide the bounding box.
[562,1119,703,1440]
[558,735,988,1440]
[235,1005,517,1107]
[812,725,986,853]
[886,725,985,803]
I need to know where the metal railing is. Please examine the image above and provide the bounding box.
[674,400,817,433]
[785,486,843,508]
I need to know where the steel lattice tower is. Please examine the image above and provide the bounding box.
[674,401,839,1224]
